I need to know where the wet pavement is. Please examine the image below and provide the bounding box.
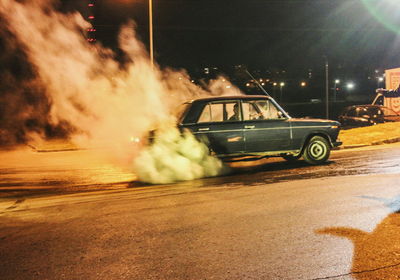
[0,143,399,199]
[1,143,400,280]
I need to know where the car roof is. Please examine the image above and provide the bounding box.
[187,95,270,104]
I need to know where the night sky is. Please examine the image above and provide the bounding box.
[74,0,400,70]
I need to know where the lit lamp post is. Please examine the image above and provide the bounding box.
[300,82,306,102]
[272,82,277,99]
[334,79,340,102]
[280,82,285,102]
[347,82,355,91]
[377,76,384,88]
[324,57,329,119]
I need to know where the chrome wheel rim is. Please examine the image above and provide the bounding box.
[309,140,327,160]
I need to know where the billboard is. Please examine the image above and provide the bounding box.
[385,67,400,90]
[372,68,400,114]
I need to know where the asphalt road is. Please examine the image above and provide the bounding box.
[1,143,400,279]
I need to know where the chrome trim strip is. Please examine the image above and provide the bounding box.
[193,125,333,134]
[291,125,332,129]
[194,129,243,134]
[217,149,301,158]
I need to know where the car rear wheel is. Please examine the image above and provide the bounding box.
[302,136,330,164]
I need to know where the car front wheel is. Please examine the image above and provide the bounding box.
[302,136,330,164]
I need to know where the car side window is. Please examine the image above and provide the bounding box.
[243,100,282,120]
[197,102,239,123]
[254,100,282,119]
[226,102,240,121]
[242,102,260,121]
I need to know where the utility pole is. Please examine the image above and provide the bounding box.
[149,0,154,68]
[324,56,329,119]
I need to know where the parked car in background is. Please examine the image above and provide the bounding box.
[338,105,400,128]
[177,95,342,164]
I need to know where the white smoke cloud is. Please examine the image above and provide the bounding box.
[134,127,229,184]
[0,0,241,183]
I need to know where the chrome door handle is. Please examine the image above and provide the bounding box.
[198,127,210,131]
[244,125,255,129]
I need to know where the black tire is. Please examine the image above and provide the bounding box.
[282,154,300,162]
[302,136,331,165]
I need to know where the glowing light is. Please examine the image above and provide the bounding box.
[300,82,306,87]
[334,79,340,84]
[246,83,250,87]
[280,82,285,87]
[378,77,384,82]
[361,0,400,34]
[347,82,355,90]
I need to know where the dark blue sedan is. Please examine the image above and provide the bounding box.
[177,95,342,164]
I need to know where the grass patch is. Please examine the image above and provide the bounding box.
[340,122,400,145]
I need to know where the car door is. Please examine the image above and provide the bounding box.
[242,100,291,152]
[190,101,245,155]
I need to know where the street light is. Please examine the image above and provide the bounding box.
[334,79,340,102]
[280,82,285,102]
[272,82,278,99]
[324,56,329,119]
[347,82,355,90]
[377,76,384,88]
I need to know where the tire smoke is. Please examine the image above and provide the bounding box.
[0,0,240,183]
[134,126,229,184]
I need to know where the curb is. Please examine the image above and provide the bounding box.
[371,137,400,146]
[335,144,369,150]
[335,137,400,150]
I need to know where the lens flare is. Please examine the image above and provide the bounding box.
[361,0,400,34]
